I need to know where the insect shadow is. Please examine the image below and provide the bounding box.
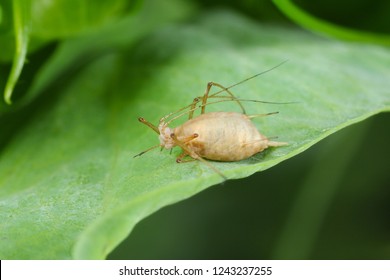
[134,61,295,180]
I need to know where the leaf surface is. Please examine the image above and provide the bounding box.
[3,0,30,104]
[0,10,389,259]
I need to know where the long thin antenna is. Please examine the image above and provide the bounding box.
[133,144,161,158]
[165,98,294,126]
[210,60,289,97]
[162,60,291,125]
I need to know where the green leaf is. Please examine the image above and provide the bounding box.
[0,0,138,63]
[1,0,140,103]
[31,0,138,40]
[0,9,389,259]
[272,0,390,46]
[0,1,16,62]
[11,0,195,109]
[3,0,31,104]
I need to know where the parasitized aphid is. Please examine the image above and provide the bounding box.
[134,61,291,180]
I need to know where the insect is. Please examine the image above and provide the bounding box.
[135,62,289,180]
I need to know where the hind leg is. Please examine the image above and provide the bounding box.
[200,82,246,114]
[188,81,246,120]
[170,133,227,180]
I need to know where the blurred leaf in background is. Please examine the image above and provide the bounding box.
[288,0,390,33]
[0,0,389,260]
[272,0,390,45]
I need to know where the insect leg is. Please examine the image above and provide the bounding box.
[191,154,227,181]
[179,133,199,143]
[175,133,199,162]
[170,133,227,180]
[201,82,246,115]
[188,97,200,120]
[176,151,188,162]
[176,151,195,163]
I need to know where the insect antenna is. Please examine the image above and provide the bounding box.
[165,99,289,127]
[159,102,195,124]
[209,60,289,98]
[247,111,279,119]
[201,97,297,107]
[133,144,161,158]
[160,60,289,124]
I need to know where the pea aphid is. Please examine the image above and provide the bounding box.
[135,62,289,179]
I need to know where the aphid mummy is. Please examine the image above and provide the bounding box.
[135,62,289,179]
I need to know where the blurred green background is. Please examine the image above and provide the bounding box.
[1,0,389,259]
